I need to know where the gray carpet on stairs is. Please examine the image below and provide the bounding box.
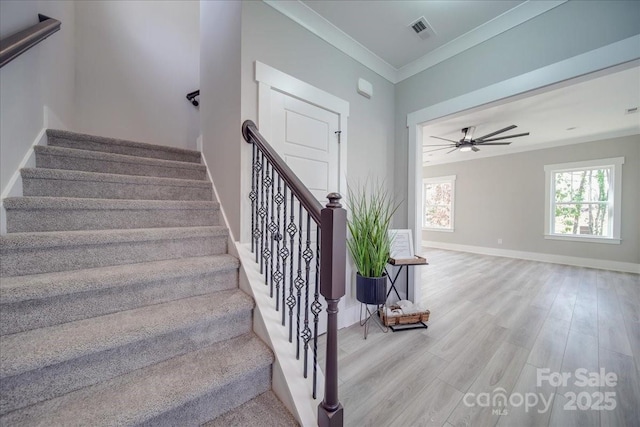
[22,167,213,201]
[4,197,220,232]
[46,129,202,163]
[35,145,207,180]
[0,129,297,425]
[202,391,299,427]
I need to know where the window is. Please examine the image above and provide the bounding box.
[544,157,624,244]
[423,175,455,231]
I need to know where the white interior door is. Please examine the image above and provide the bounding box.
[269,91,341,336]
[270,91,340,203]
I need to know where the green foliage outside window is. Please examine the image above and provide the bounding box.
[553,168,610,236]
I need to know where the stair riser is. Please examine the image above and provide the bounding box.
[6,208,219,232]
[23,178,212,201]
[0,236,227,277]
[36,152,207,180]
[0,269,238,336]
[0,310,253,415]
[141,366,272,427]
[48,135,201,163]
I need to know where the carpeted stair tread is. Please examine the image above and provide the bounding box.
[3,197,218,211]
[0,333,272,426]
[0,255,238,304]
[0,226,227,250]
[21,168,213,201]
[35,145,207,180]
[4,197,220,232]
[0,290,253,379]
[203,391,299,427]
[0,255,240,335]
[0,226,229,277]
[21,168,211,188]
[46,129,201,163]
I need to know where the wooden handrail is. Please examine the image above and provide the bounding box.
[243,120,323,224]
[0,14,61,69]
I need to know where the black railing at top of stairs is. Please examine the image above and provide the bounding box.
[186,90,199,107]
[242,120,345,427]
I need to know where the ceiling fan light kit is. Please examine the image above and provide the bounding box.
[428,125,530,154]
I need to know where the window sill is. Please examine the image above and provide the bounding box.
[544,234,621,245]
[423,227,454,233]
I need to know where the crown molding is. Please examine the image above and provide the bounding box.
[263,0,397,82]
[397,0,566,81]
[263,0,566,84]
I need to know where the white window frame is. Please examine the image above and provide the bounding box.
[422,175,456,232]
[544,157,624,244]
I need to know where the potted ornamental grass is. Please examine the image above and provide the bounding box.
[346,181,401,306]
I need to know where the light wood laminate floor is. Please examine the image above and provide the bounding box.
[318,249,640,427]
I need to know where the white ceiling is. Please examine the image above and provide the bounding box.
[264,0,565,83]
[422,65,640,165]
[302,0,523,69]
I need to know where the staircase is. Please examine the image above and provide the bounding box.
[0,130,298,426]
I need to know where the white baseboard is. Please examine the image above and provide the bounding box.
[422,241,640,274]
[0,127,47,235]
[0,105,69,235]
[200,150,236,242]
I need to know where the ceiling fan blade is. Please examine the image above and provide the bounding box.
[424,146,455,153]
[423,144,456,148]
[475,125,517,141]
[446,148,458,154]
[476,132,529,142]
[477,142,512,146]
[430,136,458,143]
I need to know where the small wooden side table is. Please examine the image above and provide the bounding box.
[384,255,429,331]
[385,255,428,300]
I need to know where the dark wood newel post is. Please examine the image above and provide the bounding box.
[318,193,346,427]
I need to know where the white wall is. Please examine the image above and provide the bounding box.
[74,1,200,150]
[395,0,640,227]
[423,135,640,265]
[0,0,75,196]
[199,0,242,239]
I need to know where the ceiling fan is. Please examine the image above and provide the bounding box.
[425,125,530,154]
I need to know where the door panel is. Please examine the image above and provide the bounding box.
[270,91,340,336]
[272,91,339,205]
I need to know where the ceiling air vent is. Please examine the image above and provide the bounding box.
[409,16,435,40]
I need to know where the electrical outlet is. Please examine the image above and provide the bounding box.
[497,238,503,244]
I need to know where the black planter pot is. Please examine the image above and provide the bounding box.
[356,273,387,305]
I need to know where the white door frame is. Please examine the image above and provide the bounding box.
[406,35,640,303]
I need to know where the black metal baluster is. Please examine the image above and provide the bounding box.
[280,185,289,326]
[258,152,267,272]
[249,143,256,254]
[295,202,304,359]
[262,161,273,284]
[274,176,284,311]
[311,225,322,399]
[268,167,277,296]
[301,213,313,378]
[286,191,297,341]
